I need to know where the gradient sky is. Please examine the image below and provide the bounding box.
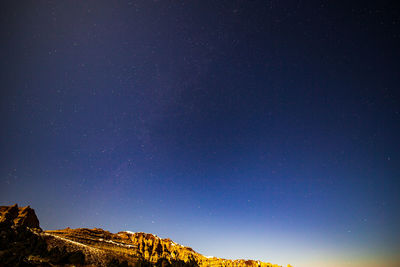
[1,1,399,267]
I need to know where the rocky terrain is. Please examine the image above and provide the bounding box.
[0,204,292,267]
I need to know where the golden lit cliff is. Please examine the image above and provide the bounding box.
[0,204,293,267]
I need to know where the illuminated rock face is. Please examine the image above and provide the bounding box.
[45,228,283,267]
[0,204,85,266]
[0,204,292,267]
[0,204,41,229]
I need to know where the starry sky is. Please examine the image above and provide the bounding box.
[1,1,399,267]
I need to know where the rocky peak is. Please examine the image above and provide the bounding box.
[0,204,41,230]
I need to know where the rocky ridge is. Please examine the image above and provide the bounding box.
[0,204,293,267]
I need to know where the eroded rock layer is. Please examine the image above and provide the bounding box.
[44,228,283,267]
[0,204,292,267]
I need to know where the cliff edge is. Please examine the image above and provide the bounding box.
[0,204,293,267]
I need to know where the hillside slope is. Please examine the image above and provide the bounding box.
[0,204,292,267]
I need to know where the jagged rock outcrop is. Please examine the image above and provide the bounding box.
[0,204,294,267]
[0,204,41,229]
[0,204,84,266]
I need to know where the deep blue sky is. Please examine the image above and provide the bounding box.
[1,1,399,266]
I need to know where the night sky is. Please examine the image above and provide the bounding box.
[1,1,399,266]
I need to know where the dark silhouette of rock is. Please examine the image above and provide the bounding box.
[0,204,19,227]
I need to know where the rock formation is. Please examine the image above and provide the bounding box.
[44,228,283,266]
[0,204,294,267]
[0,204,84,266]
[0,204,41,230]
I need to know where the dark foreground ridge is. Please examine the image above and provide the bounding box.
[0,204,293,267]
